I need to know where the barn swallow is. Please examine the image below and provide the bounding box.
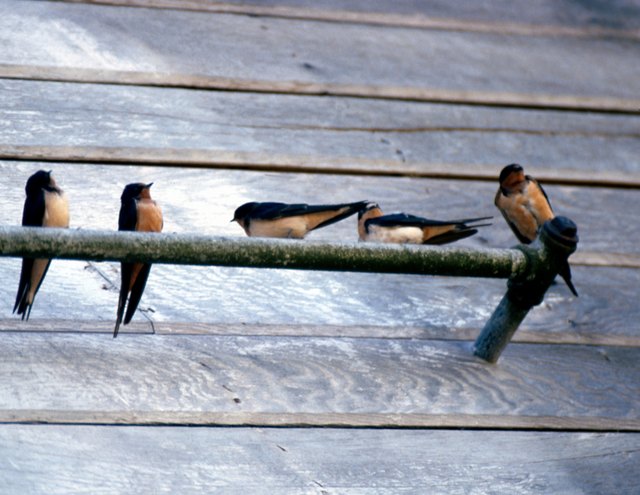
[13,170,70,320]
[232,200,368,238]
[358,202,491,245]
[495,163,578,296]
[114,182,163,338]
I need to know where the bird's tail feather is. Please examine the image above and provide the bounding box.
[114,263,132,338]
[559,261,578,297]
[311,200,369,231]
[423,228,479,245]
[123,264,152,326]
[456,216,493,228]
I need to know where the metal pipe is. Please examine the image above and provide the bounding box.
[474,216,579,363]
[0,226,526,278]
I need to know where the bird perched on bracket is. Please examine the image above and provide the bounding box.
[13,170,70,320]
[232,200,369,238]
[358,202,491,245]
[495,163,578,296]
[114,182,163,337]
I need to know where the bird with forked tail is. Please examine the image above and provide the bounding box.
[114,182,163,337]
[495,163,578,297]
[232,200,369,238]
[358,202,491,245]
[13,170,70,320]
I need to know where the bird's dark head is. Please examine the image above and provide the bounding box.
[121,182,153,202]
[25,170,57,195]
[498,164,527,193]
[231,202,258,225]
[499,164,524,184]
[357,201,380,219]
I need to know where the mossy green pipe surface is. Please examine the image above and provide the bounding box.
[0,226,525,279]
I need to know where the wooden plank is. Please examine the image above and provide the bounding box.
[3,317,640,348]
[48,0,640,39]
[2,259,637,343]
[572,251,640,269]
[2,79,640,185]
[6,409,639,431]
[2,425,638,494]
[6,144,640,188]
[0,162,638,339]
[0,333,639,429]
[2,2,640,110]
[4,64,639,115]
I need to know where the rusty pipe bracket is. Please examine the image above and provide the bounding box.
[473,216,578,363]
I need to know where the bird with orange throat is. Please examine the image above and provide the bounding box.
[14,170,70,320]
[114,182,163,337]
[495,163,578,296]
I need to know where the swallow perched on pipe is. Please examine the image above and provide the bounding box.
[358,202,491,245]
[114,182,163,337]
[495,163,578,296]
[232,200,368,238]
[13,170,70,320]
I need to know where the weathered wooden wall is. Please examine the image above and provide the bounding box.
[1,0,639,492]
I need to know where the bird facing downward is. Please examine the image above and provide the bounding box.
[495,163,578,296]
[14,170,70,320]
[358,202,491,245]
[114,182,163,338]
[494,163,554,244]
[232,200,369,238]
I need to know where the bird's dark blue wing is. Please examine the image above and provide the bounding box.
[251,201,367,221]
[248,202,306,220]
[368,213,491,229]
[118,199,138,231]
[123,264,152,325]
[114,198,137,336]
[366,213,451,228]
[22,190,45,227]
[114,261,132,337]
[13,258,33,315]
[527,175,554,213]
[14,191,47,316]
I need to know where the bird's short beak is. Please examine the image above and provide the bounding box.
[145,182,154,189]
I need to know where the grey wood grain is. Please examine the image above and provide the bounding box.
[0,333,638,428]
[68,0,640,32]
[0,162,638,337]
[0,264,638,341]
[50,0,640,52]
[1,425,639,494]
[3,317,639,347]
[2,79,640,184]
[0,264,638,343]
[2,1,640,108]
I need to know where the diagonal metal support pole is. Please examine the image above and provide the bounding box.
[473,216,579,363]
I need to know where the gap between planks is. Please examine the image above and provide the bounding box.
[1,320,639,348]
[2,145,640,189]
[2,410,640,432]
[2,64,640,114]
[52,0,640,41]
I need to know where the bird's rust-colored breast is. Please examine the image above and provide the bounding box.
[136,199,163,233]
[43,191,70,228]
